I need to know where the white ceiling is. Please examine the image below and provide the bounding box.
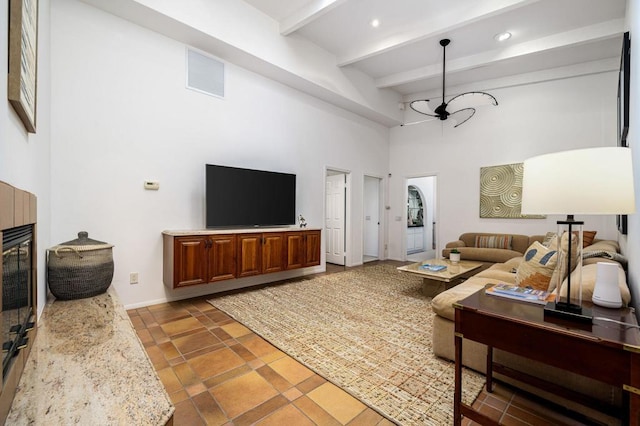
[242,0,627,96]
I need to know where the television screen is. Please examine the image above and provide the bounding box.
[206,164,296,228]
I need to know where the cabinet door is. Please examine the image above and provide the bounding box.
[407,228,415,251]
[304,230,321,267]
[237,234,262,277]
[414,230,424,250]
[285,232,305,270]
[174,236,208,287]
[208,235,236,282]
[262,233,285,274]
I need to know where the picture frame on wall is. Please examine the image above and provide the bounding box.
[617,31,630,234]
[8,0,39,134]
[618,31,630,147]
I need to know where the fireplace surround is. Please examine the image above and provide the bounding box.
[0,181,37,423]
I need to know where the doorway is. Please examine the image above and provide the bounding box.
[406,176,437,261]
[363,175,382,263]
[325,170,347,265]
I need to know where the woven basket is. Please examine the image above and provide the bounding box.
[47,232,114,300]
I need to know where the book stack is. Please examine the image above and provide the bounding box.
[485,283,555,305]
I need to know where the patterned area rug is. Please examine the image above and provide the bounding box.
[208,264,485,425]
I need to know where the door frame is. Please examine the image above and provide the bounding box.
[324,167,352,266]
[404,173,439,261]
[363,174,385,263]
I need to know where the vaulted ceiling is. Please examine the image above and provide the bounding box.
[243,0,626,95]
[80,0,627,126]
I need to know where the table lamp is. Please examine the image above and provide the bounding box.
[521,147,635,322]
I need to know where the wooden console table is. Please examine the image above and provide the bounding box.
[454,288,640,425]
[163,228,321,289]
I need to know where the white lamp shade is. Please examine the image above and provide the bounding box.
[521,147,635,215]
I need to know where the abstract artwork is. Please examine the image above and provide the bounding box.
[8,0,38,133]
[480,163,545,219]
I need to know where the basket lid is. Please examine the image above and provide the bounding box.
[60,231,109,246]
[49,231,114,252]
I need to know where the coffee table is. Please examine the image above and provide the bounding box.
[397,259,483,297]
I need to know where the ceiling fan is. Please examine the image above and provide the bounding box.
[403,39,498,128]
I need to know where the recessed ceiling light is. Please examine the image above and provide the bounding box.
[494,32,512,42]
[370,19,380,28]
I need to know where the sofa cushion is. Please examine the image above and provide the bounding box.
[431,278,490,321]
[586,239,619,253]
[475,235,513,250]
[475,257,521,282]
[442,247,524,264]
[514,242,558,290]
[457,233,531,254]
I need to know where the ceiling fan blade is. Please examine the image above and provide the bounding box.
[400,117,439,127]
[446,91,498,113]
[409,99,439,117]
[448,108,476,127]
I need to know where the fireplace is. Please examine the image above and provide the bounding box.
[2,225,34,377]
[0,181,37,423]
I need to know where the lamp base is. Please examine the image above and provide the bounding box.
[544,302,592,323]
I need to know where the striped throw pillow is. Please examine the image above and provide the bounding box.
[475,235,512,250]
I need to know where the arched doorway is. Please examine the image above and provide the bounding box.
[406,176,437,261]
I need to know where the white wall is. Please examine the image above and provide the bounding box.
[624,0,640,313]
[80,0,402,126]
[50,0,389,308]
[0,0,52,317]
[388,72,618,260]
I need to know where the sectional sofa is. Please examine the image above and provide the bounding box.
[432,236,630,420]
[441,232,544,271]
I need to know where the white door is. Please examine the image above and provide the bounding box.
[363,176,380,261]
[326,173,345,265]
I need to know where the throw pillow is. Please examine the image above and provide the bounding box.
[514,241,558,291]
[580,230,597,247]
[548,231,580,292]
[475,235,512,250]
[541,232,557,247]
[545,231,595,248]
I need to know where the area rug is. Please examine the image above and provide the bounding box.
[208,264,485,425]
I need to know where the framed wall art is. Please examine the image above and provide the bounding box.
[8,0,39,133]
[480,163,545,219]
[617,31,630,234]
[618,31,630,147]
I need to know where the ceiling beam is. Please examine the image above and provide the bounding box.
[280,0,349,36]
[375,19,624,89]
[337,0,536,67]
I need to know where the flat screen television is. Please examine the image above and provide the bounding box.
[206,164,296,228]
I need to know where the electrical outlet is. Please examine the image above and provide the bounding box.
[130,272,139,284]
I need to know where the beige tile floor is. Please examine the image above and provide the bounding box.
[129,262,607,425]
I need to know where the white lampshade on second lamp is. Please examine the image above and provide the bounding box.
[521,147,635,216]
[521,147,635,318]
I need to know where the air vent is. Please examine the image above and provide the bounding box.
[186,48,224,98]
